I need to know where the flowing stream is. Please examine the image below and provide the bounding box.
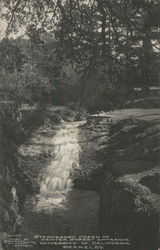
[36,121,81,212]
[19,120,99,249]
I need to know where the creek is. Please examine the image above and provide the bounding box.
[18,120,99,249]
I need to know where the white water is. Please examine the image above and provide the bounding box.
[35,121,82,212]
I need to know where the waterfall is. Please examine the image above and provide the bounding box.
[36,121,82,212]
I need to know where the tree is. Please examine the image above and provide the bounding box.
[0,37,55,104]
[1,0,160,110]
[0,38,24,72]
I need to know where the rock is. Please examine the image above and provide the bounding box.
[72,116,111,191]
[99,111,160,250]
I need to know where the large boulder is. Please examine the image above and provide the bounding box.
[99,110,160,250]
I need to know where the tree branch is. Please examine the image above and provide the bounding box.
[57,0,67,19]
[6,0,22,34]
[97,0,107,57]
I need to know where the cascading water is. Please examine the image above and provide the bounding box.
[36,121,82,212]
[16,118,99,241]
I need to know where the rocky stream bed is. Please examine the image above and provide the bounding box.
[1,108,160,250]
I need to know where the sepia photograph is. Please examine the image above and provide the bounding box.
[0,0,160,249]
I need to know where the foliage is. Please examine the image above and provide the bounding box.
[0,36,57,104]
[1,0,160,111]
[0,38,25,72]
